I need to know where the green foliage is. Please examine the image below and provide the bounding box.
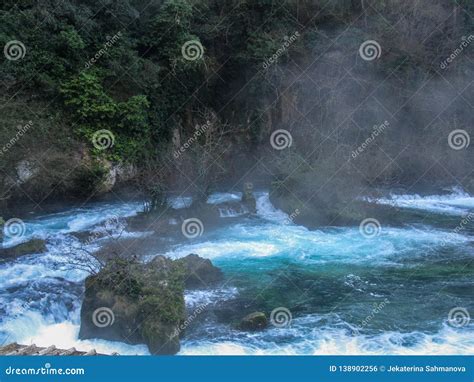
[97,257,144,298]
[146,0,195,60]
[1,0,473,205]
[60,71,152,162]
[61,71,117,122]
[71,163,108,197]
[59,26,86,51]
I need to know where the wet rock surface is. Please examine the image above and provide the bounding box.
[79,254,223,355]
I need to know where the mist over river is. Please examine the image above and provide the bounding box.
[1,189,473,355]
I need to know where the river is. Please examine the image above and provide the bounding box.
[1,189,473,355]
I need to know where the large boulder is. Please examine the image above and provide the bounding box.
[79,257,186,354]
[79,254,222,354]
[238,312,268,331]
[177,254,223,289]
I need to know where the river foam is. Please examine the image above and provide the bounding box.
[180,315,474,355]
[1,190,472,355]
[366,187,474,216]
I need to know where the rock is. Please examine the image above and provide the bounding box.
[98,160,116,193]
[115,163,137,183]
[96,161,138,194]
[16,160,39,184]
[238,312,268,331]
[79,254,222,354]
[241,182,256,213]
[213,298,257,323]
[79,257,185,355]
[177,254,223,288]
[0,239,47,261]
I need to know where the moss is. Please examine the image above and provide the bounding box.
[80,254,189,354]
[140,320,180,355]
[138,293,185,325]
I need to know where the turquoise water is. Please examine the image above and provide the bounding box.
[0,190,473,355]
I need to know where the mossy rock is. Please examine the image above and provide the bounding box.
[238,312,268,331]
[176,254,223,289]
[0,239,47,261]
[141,320,180,355]
[79,254,219,354]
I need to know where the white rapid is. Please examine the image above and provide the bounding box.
[1,189,473,355]
[365,186,474,216]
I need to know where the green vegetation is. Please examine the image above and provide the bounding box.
[81,255,186,354]
[1,0,473,217]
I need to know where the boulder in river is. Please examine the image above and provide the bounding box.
[238,312,268,331]
[79,254,222,354]
[79,256,185,354]
[177,254,223,289]
[241,182,256,213]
